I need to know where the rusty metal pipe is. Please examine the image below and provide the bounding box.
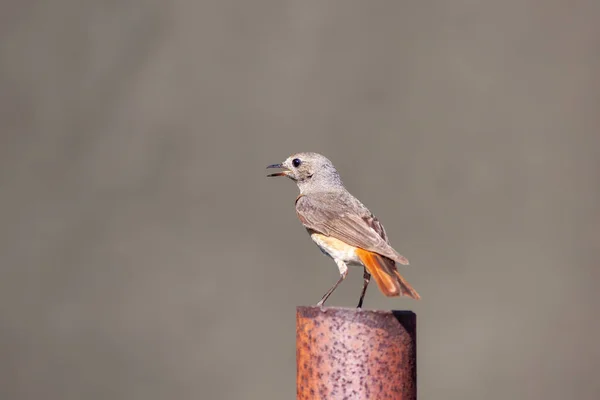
[296,306,416,400]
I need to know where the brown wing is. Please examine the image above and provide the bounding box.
[296,194,409,265]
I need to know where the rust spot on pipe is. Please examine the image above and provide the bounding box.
[296,306,416,400]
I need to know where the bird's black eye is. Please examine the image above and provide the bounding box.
[292,158,302,168]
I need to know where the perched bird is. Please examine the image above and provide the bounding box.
[267,152,420,307]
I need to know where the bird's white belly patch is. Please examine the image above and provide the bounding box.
[310,233,363,265]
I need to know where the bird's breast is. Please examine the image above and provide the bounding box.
[309,232,362,265]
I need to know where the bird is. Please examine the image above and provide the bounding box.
[267,152,420,307]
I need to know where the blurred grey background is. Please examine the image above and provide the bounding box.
[1,1,599,399]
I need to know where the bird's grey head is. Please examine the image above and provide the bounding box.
[267,152,344,194]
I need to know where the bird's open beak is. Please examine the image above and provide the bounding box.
[266,163,290,177]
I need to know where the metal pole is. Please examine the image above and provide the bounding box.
[296,306,416,400]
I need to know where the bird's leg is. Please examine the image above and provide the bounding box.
[316,271,347,307]
[357,268,371,308]
[316,260,348,307]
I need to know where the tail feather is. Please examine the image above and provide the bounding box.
[391,269,421,300]
[356,248,421,300]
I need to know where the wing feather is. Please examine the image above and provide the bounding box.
[296,193,409,265]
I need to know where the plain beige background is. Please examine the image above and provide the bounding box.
[1,1,599,399]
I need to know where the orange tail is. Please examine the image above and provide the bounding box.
[356,248,421,300]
